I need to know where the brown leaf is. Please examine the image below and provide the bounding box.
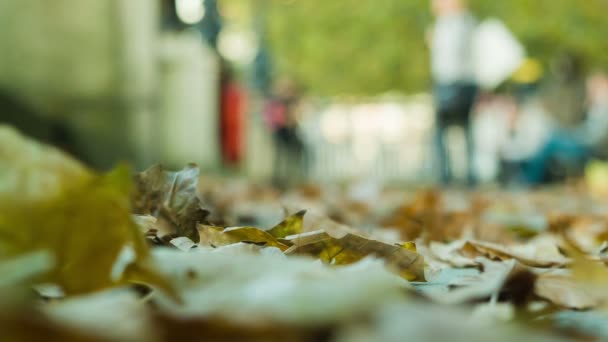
[198,225,290,251]
[381,190,473,243]
[461,238,568,268]
[133,164,209,243]
[429,241,480,268]
[285,230,425,281]
[534,274,598,309]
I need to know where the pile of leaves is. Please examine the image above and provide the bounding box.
[2,124,608,341]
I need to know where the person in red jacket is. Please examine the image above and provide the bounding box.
[219,64,246,168]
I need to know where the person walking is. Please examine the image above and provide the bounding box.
[429,0,478,185]
[263,78,306,187]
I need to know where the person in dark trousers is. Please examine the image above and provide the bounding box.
[429,0,478,185]
[263,78,306,187]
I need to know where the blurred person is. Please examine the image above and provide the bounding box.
[574,71,608,158]
[429,0,478,185]
[501,71,608,185]
[263,77,307,187]
[219,63,246,168]
[544,52,587,127]
[499,90,556,185]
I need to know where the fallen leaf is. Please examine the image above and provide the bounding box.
[169,237,198,252]
[0,128,175,297]
[462,238,568,268]
[422,259,535,305]
[429,241,480,268]
[534,274,598,309]
[223,227,290,251]
[285,230,425,281]
[151,249,408,326]
[42,290,155,341]
[266,210,306,238]
[335,302,559,342]
[551,310,608,340]
[198,224,290,251]
[133,164,209,242]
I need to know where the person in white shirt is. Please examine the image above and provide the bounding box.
[429,0,478,185]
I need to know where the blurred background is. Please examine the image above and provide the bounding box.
[2,0,608,188]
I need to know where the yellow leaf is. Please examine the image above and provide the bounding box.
[267,210,306,239]
[0,127,174,297]
[198,225,289,251]
[285,230,425,281]
[400,241,417,253]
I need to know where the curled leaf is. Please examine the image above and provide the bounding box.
[133,164,209,242]
[429,241,480,268]
[0,128,174,297]
[285,230,425,281]
[461,239,568,268]
[198,225,289,251]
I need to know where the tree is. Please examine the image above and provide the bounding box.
[263,0,608,96]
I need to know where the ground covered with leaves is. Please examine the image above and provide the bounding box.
[2,125,608,341]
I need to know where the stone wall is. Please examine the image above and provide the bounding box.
[0,0,220,171]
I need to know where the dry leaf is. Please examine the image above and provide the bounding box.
[534,274,598,309]
[151,249,408,326]
[422,259,535,305]
[198,224,290,251]
[42,289,155,341]
[429,241,480,268]
[133,164,209,242]
[0,128,175,298]
[169,237,198,252]
[266,210,306,238]
[462,238,568,268]
[285,230,425,281]
[221,226,290,251]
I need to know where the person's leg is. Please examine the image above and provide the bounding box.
[273,130,288,187]
[285,130,300,185]
[435,113,451,184]
[462,85,479,187]
[463,119,477,186]
[521,136,561,184]
[293,133,307,183]
[523,132,590,184]
[547,132,590,179]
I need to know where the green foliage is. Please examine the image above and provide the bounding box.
[263,0,608,96]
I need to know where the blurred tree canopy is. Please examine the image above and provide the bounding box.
[262,0,608,96]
